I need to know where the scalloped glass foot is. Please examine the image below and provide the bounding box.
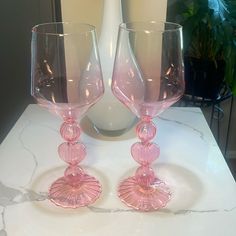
[49,174,102,208]
[118,176,171,211]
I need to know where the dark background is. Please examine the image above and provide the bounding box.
[0,0,58,142]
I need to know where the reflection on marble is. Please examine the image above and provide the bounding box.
[0,105,236,236]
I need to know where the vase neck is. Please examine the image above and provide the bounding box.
[101,0,122,33]
[99,0,123,67]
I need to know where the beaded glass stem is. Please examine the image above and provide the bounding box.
[49,119,101,208]
[118,118,170,211]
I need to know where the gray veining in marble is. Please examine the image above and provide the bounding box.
[18,120,38,185]
[0,229,7,236]
[158,116,204,140]
[87,205,236,215]
[0,181,47,235]
[0,208,6,236]
[0,177,236,236]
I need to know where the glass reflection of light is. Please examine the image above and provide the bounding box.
[128,69,135,78]
[131,94,135,101]
[166,67,172,76]
[51,93,56,103]
[163,91,167,99]
[85,89,90,97]
[109,41,113,57]
[108,78,112,86]
[86,62,91,71]
[43,60,53,75]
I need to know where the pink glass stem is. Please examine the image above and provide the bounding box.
[59,119,86,180]
[118,117,170,211]
[131,118,160,186]
[48,119,102,208]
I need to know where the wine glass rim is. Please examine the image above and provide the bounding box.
[119,21,182,33]
[32,22,96,36]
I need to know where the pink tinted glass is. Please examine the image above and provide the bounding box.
[112,21,184,211]
[31,22,104,208]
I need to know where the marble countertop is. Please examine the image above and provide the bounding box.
[0,105,235,235]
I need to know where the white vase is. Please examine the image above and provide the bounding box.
[86,0,136,136]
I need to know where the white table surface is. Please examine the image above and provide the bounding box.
[0,104,236,236]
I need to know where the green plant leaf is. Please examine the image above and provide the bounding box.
[167,0,236,92]
[208,0,229,20]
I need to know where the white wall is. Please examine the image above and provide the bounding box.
[60,0,104,35]
[60,0,168,35]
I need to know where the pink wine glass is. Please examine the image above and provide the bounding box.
[31,22,104,208]
[112,21,184,211]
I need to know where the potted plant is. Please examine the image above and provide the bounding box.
[167,0,236,99]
